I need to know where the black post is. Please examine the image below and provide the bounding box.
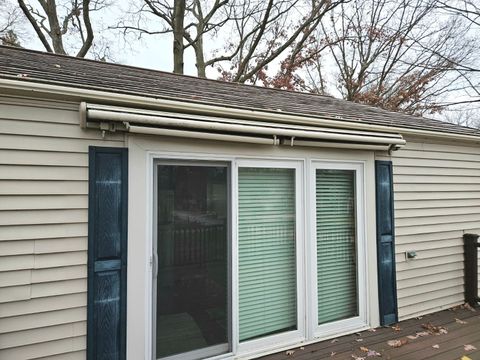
[463,233,480,307]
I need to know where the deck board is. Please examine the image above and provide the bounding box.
[258,306,480,360]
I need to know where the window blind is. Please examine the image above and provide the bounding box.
[238,167,297,341]
[316,169,358,325]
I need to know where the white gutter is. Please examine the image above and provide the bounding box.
[1,78,479,143]
[87,105,406,146]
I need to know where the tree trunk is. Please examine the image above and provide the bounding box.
[46,0,66,54]
[172,0,185,74]
[195,33,206,77]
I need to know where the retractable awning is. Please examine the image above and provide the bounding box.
[80,102,406,151]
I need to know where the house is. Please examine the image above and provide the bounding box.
[0,45,479,360]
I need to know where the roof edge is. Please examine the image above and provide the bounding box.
[1,77,480,143]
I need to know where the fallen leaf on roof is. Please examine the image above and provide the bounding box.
[331,339,339,343]
[54,64,61,68]
[391,324,401,331]
[367,350,381,357]
[415,316,423,319]
[16,73,28,77]
[461,356,472,360]
[355,338,364,342]
[456,318,467,324]
[387,339,408,348]
[407,335,418,340]
[464,344,477,351]
[367,328,377,332]
[300,346,304,350]
[432,344,440,349]
[360,346,369,352]
[330,351,336,357]
[286,350,295,355]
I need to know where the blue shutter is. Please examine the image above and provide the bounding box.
[88,147,128,360]
[375,160,398,326]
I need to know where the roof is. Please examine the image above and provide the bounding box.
[0,45,478,138]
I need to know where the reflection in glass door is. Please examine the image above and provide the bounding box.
[154,163,229,359]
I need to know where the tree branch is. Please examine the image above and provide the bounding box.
[17,0,53,52]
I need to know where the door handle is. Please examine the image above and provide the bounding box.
[153,252,158,279]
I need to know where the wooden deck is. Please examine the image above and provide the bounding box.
[259,305,480,360]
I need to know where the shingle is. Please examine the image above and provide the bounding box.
[0,45,478,137]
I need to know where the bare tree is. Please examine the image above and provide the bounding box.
[15,0,109,57]
[436,0,480,28]
[442,107,480,128]
[296,0,478,115]
[114,0,231,75]
[114,0,344,79]
[0,1,23,46]
[214,0,345,84]
[1,30,22,46]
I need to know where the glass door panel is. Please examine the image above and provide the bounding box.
[238,167,297,341]
[155,164,229,359]
[316,169,358,325]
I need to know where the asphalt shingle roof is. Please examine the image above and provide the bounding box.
[0,45,478,137]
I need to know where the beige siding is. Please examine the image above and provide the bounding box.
[376,137,480,321]
[2,93,480,356]
[0,96,124,359]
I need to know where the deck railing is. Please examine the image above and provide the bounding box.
[463,233,480,306]
[158,224,227,267]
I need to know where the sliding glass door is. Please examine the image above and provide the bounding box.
[154,163,230,360]
[236,160,304,350]
[151,157,366,358]
[311,162,366,336]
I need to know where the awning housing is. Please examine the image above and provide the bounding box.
[80,102,406,151]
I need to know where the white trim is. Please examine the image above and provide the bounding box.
[159,344,230,360]
[145,151,155,360]
[308,161,368,339]
[231,162,239,356]
[235,159,306,355]
[128,141,378,360]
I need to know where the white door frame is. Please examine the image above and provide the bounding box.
[307,160,368,340]
[127,135,379,360]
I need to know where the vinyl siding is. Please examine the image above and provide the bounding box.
[376,137,480,321]
[0,96,125,359]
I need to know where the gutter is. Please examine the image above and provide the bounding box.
[1,78,480,143]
